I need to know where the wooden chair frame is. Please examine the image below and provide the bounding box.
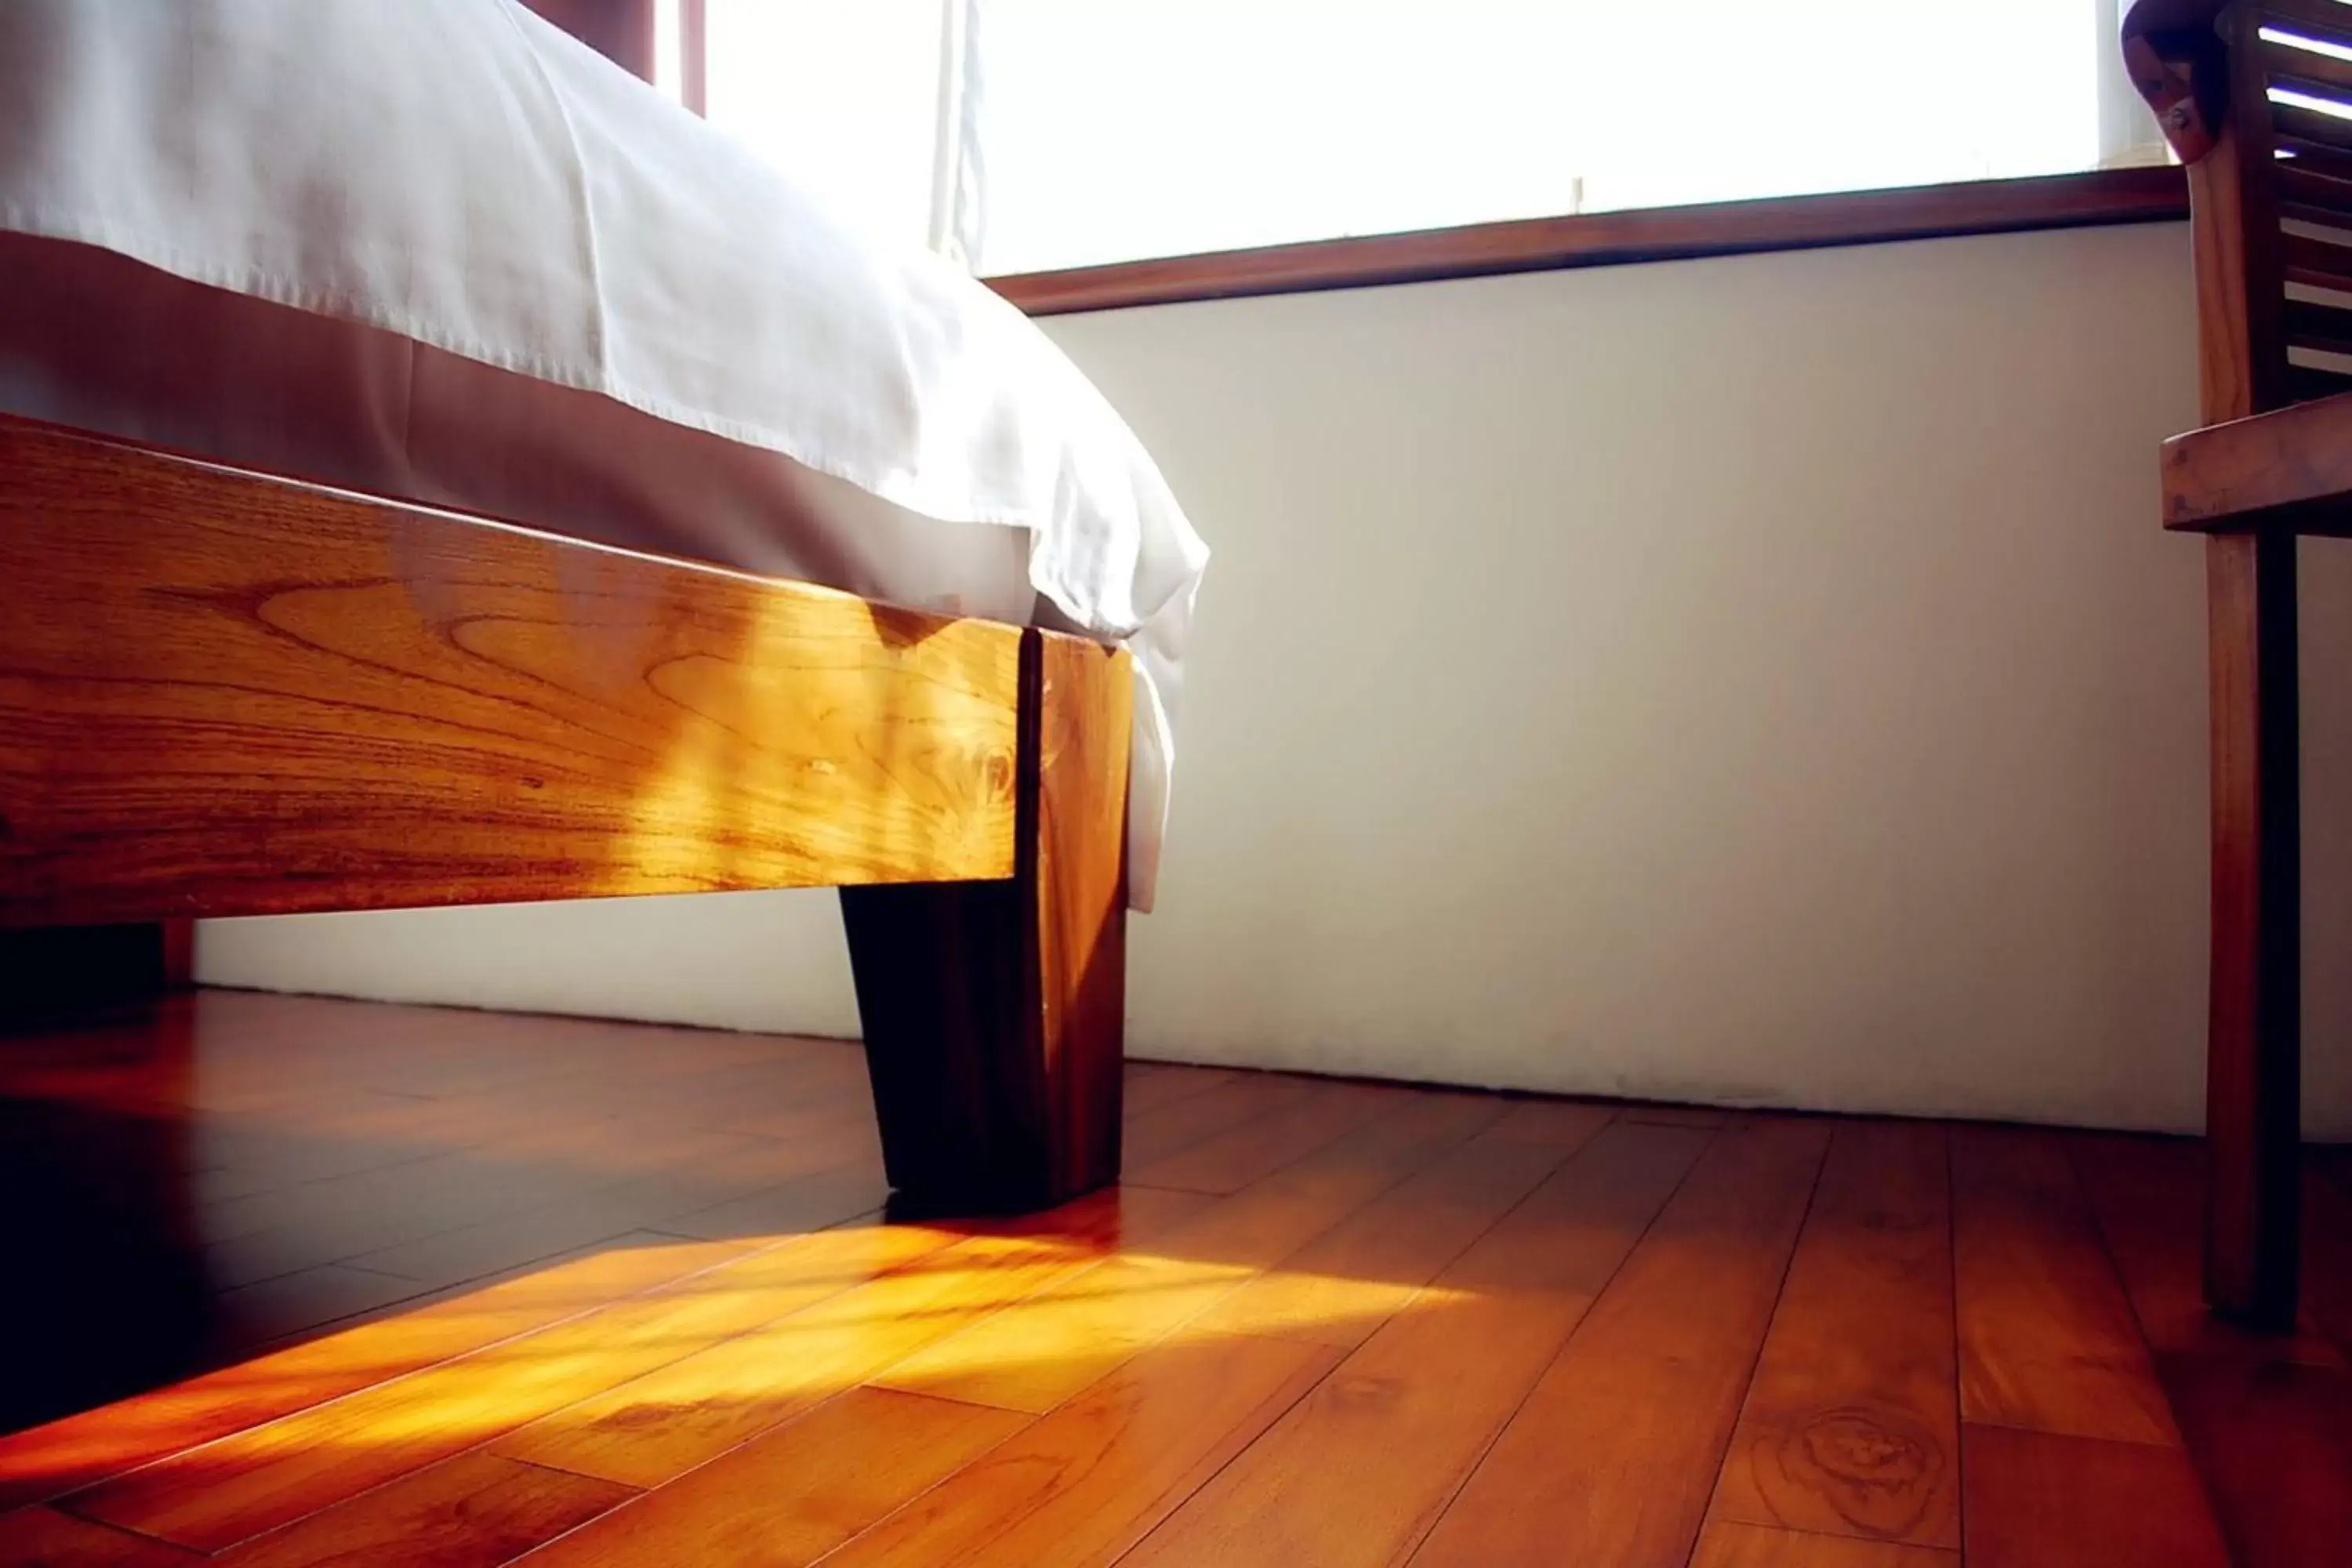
[2127,0,2352,1327]
[0,412,1131,1215]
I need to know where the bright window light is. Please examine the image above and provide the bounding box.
[971,0,2107,274]
[691,2,2140,274]
[703,0,949,249]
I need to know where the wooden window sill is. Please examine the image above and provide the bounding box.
[983,165,2189,317]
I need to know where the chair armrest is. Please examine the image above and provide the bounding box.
[2163,389,2352,533]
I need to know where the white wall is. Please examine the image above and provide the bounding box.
[201,222,2352,1136]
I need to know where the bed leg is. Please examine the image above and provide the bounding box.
[840,630,1130,1215]
[1,920,192,1028]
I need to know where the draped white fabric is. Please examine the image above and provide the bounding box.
[0,0,1206,906]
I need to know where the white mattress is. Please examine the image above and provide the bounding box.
[0,0,1206,908]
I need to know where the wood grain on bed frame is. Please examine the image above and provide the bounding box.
[0,408,1132,1215]
[0,415,1025,925]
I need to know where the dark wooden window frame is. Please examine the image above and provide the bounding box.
[983,165,2190,317]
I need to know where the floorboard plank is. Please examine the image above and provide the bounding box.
[2304,1158,2352,1359]
[60,1223,961,1551]
[510,1387,1025,1568]
[1621,1103,1732,1127]
[1120,1064,1242,1118]
[822,1331,1339,1568]
[1958,1422,2230,1568]
[0,1236,759,1512]
[1186,1103,1607,1349]
[1481,1098,1624,1146]
[648,1156,891,1243]
[1950,1127,2177,1445]
[2068,1132,2344,1364]
[870,1091,1507,1414]
[205,1451,634,1568]
[1125,1081,1409,1195]
[487,1189,1203,1489]
[2155,1349,2352,1568]
[1408,1117,1830,1568]
[1706,1121,1958,1550]
[1690,1520,1955,1568]
[1116,1120,1711,1568]
[230,1229,742,1359]
[205,1264,442,1352]
[334,1127,858,1289]
[1119,1073,1321,1169]
[0,1506,198,1566]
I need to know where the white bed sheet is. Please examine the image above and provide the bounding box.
[0,0,1205,907]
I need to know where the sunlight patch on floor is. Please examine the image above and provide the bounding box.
[2,1221,1473,1490]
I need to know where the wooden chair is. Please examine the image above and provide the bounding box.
[2125,0,2352,1327]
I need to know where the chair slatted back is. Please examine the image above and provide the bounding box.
[2129,0,2352,418]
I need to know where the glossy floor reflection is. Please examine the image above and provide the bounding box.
[1,990,894,1439]
[2,991,2347,1566]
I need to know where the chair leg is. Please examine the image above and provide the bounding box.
[840,630,1130,1215]
[2204,530,2301,1330]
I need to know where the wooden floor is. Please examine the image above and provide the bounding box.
[2,993,2348,1566]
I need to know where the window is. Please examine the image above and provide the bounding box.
[670,1,2166,276]
[655,1,956,250]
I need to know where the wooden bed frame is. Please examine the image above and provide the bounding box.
[0,412,1131,1216]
